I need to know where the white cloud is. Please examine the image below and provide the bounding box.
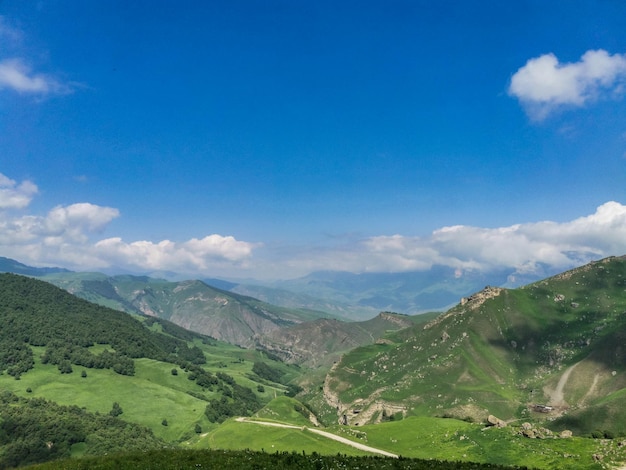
[0,202,120,246]
[0,58,71,95]
[263,202,626,279]
[0,18,76,96]
[0,170,624,280]
[0,173,38,209]
[94,235,257,272]
[0,173,257,273]
[509,49,626,119]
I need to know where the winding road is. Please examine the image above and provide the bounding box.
[234,417,398,458]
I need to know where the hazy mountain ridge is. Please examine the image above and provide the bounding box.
[41,270,432,363]
[258,265,546,315]
[0,256,71,276]
[323,255,626,435]
[39,272,333,347]
[0,255,556,321]
[225,282,380,321]
[0,257,441,356]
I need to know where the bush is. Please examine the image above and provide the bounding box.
[109,402,123,417]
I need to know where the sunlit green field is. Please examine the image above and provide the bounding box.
[0,340,296,443]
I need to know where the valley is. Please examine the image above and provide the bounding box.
[2,256,626,468]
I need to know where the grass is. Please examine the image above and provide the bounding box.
[0,352,211,441]
[0,339,301,443]
[192,414,626,469]
[251,396,313,426]
[203,418,370,456]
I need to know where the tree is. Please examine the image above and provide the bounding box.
[194,424,202,434]
[171,368,178,376]
[161,419,168,426]
[109,402,123,417]
[58,360,73,374]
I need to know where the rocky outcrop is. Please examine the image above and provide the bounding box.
[460,286,504,309]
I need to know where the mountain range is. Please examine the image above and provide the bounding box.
[219,265,549,317]
[0,257,417,363]
[2,255,626,468]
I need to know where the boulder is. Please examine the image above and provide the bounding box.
[487,415,507,428]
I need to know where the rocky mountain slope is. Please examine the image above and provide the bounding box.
[38,272,333,347]
[254,312,428,367]
[323,256,626,435]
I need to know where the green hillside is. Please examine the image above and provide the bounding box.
[324,256,626,435]
[0,274,303,468]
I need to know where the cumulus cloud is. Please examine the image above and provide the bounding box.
[0,208,257,274]
[0,170,624,280]
[94,235,257,272]
[269,202,626,279]
[0,202,120,246]
[509,49,626,120]
[0,173,38,209]
[0,172,258,273]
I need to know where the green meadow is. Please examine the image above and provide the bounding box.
[0,340,298,443]
[203,413,626,469]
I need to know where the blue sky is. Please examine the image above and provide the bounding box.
[1,1,626,280]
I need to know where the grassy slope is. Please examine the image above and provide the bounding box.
[1,339,299,443]
[193,391,625,468]
[325,256,626,433]
[203,412,622,469]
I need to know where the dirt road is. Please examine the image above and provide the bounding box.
[235,417,398,458]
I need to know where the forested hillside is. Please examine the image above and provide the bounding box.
[0,274,301,468]
[0,273,207,379]
[0,391,165,468]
